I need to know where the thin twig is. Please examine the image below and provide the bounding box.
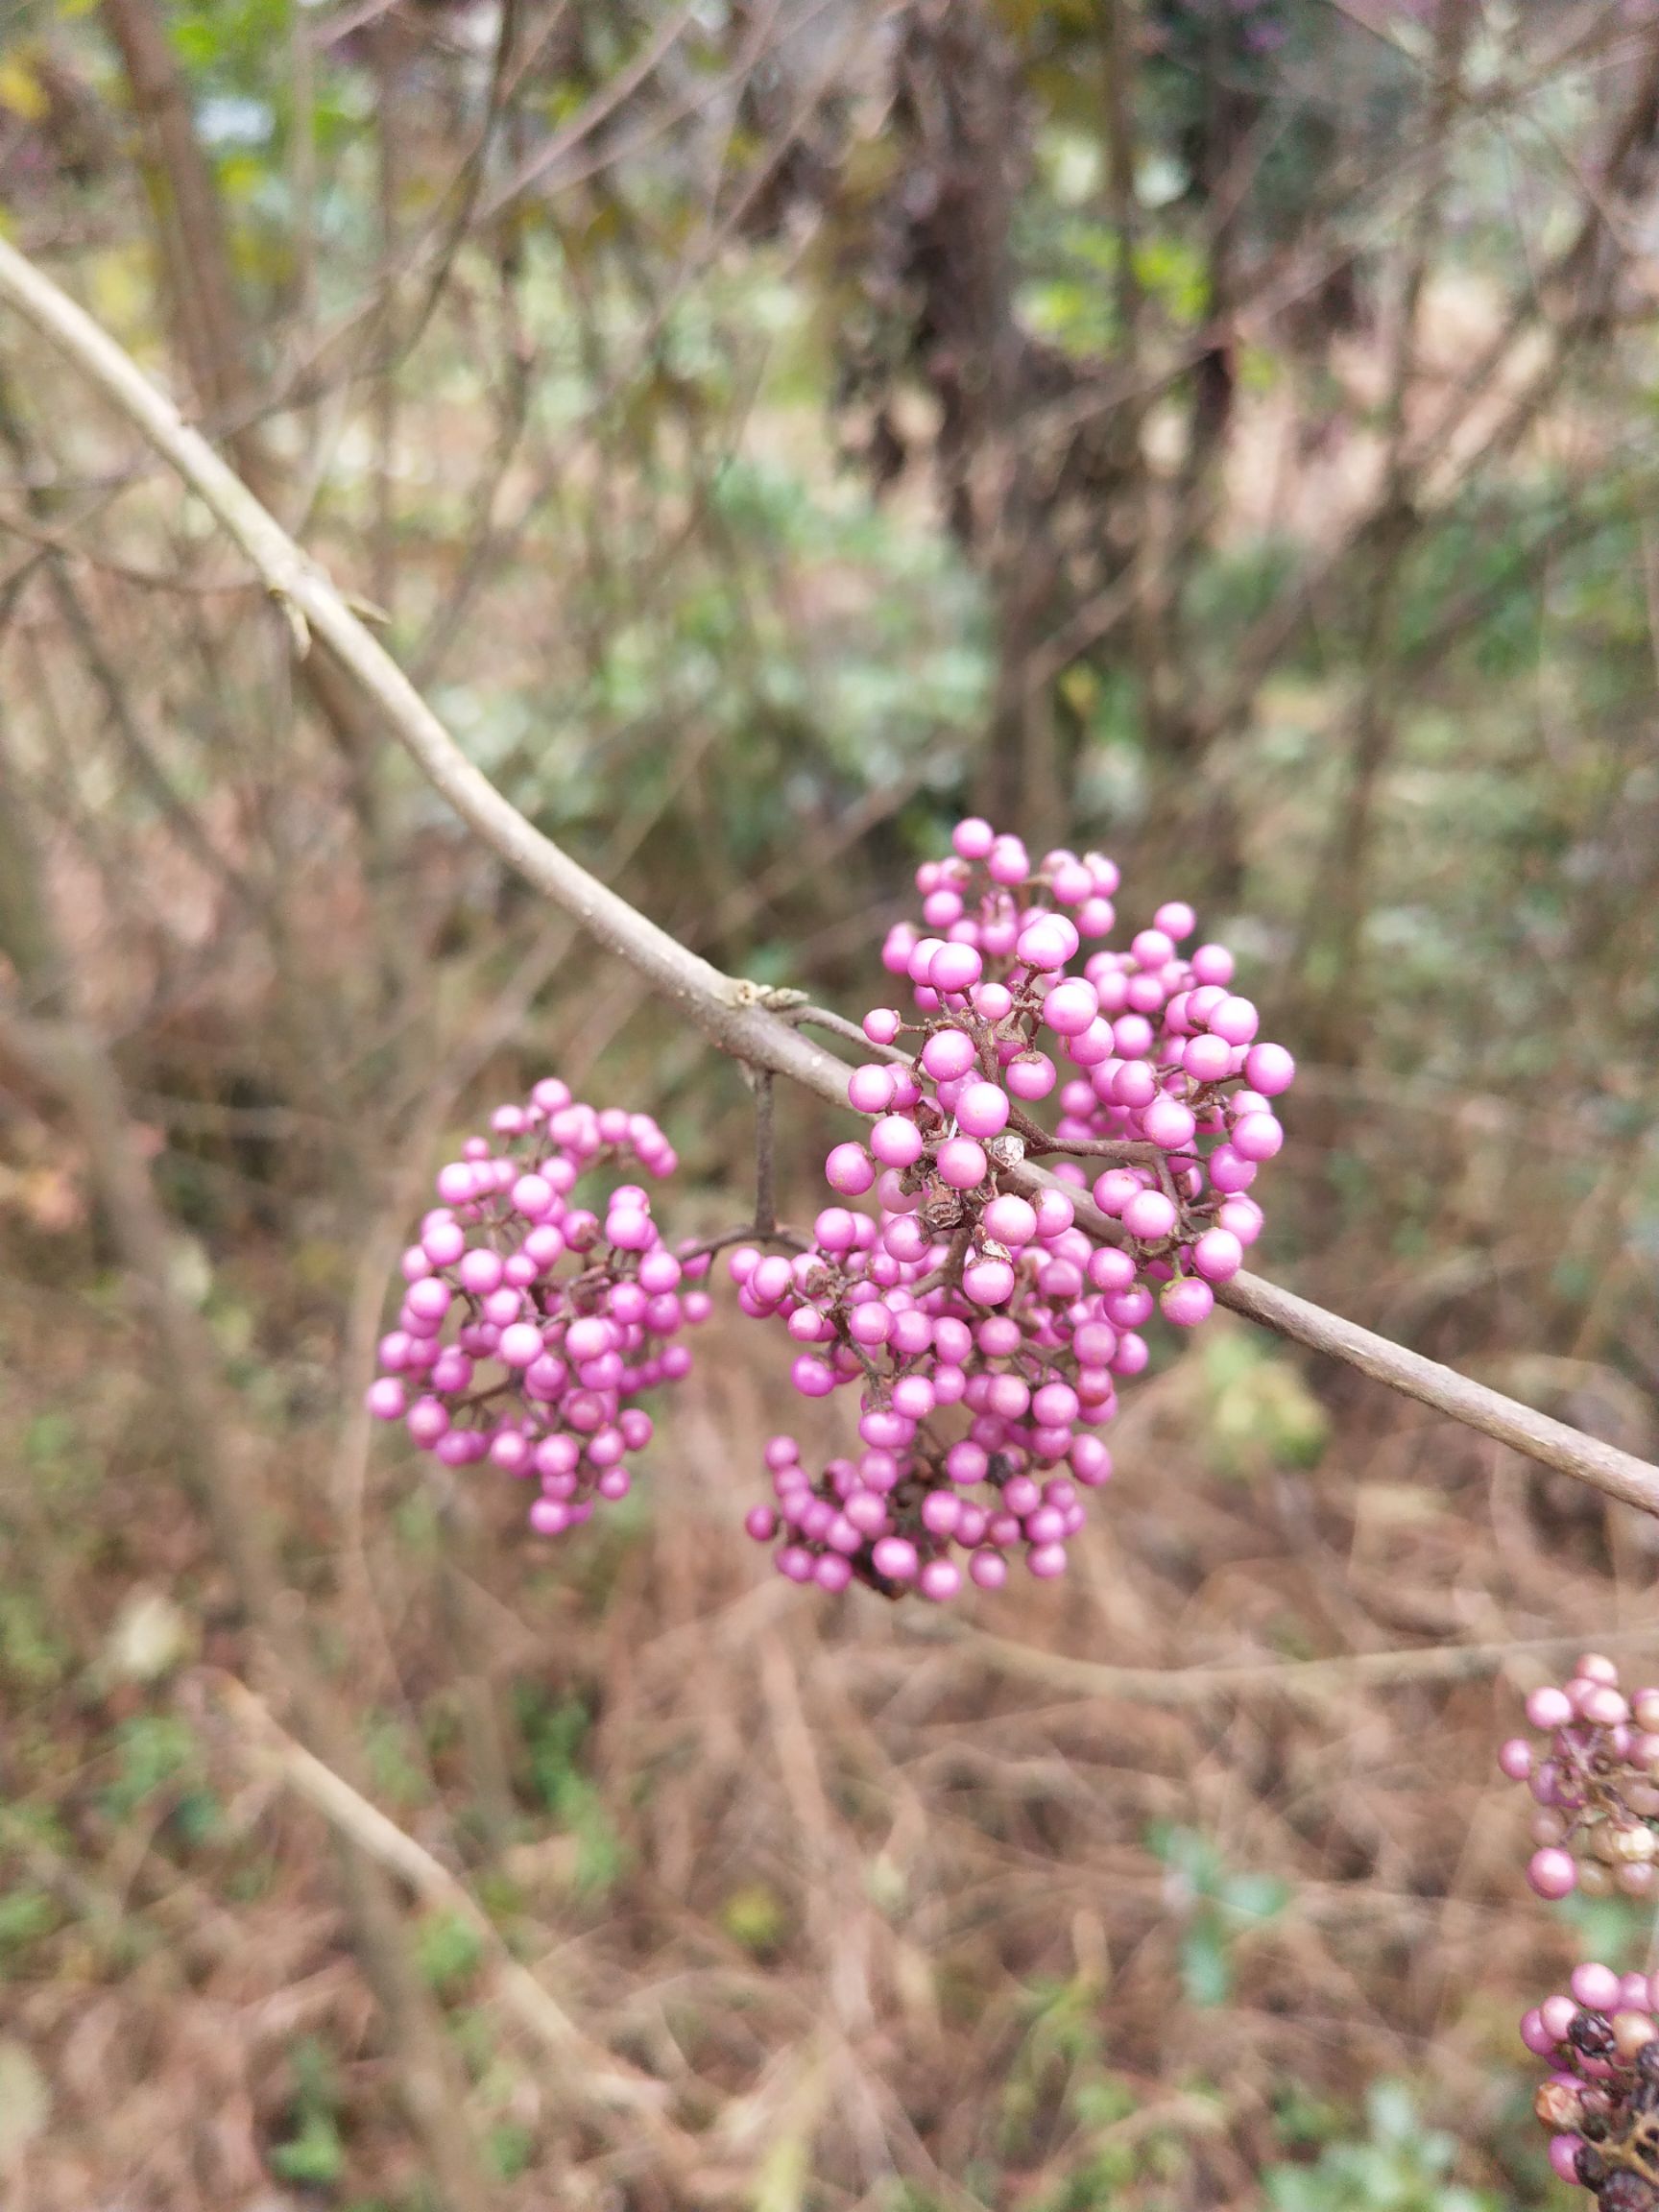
[750,1068,777,1239]
[209,1671,695,2138]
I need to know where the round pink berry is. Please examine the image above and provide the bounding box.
[936,1137,988,1190]
[955,1081,1010,1139]
[872,1535,919,1582]
[1527,1847,1578,1901]
[848,1064,897,1114]
[921,1027,978,1082]
[1006,1051,1056,1100]
[1161,1277,1214,1327]
[952,816,995,860]
[1191,1227,1243,1283]
[1498,1738,1533,1781]
[1017,914,1078,972]
[1231,1113,1284,1163]
[962,1257,1016,1306]
[497,1321,543,1367]
[1131,926,1175,969]
[1190,944,1234,985]
[1042,978,1099,1037]
[1210,994,1259,1046]
[919,1558,962,1602]
[988,835,1029,885]
[1244,1042,1295,1096]
[826,1142,876,1195]
[970,1550,1008,1591]
[1142,1096,1197,1150]
[870,1115,925,1169]
[366,1377,406,1421]
[1526,1685,1575,1731]
[1121,1189,1178,1242]
[1547,2136,1581,2185]
[1183,1034,1233,1083]
[981,1193,1037,1246]
[1032,1189,1075,1238]
[1208,1145,1256,1194]
[929,942,983,995]
[791,1356,835,1398]
[1571,1961,1623,2012]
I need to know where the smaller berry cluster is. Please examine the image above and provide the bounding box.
[1500,1655,1659,1903]
[367,1081,710,1534]
[1521,1963,1659,2206]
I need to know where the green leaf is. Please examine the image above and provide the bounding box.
[270,2106,345,2188]
[414,1910,485,1995]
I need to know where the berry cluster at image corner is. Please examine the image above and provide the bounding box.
[1509,1656,1659,2206]
[1506,1655,1659,1906]
[735,815,1294,1601]
[367,1081,710,1536]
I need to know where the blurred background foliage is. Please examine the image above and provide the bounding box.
[1,0,1658,2206]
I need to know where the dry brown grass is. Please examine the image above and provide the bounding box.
[2,1239,1644,2209]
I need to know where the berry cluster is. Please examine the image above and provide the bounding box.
[1501,1656,1659,1903]
[737,819,1292,1599]
[367,1080,709,1535]
[1521,1964,1659,2206]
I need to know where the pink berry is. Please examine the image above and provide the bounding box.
[1527,1848,1578,1900]
[1571,1961,1623,2012]
[963,1257,1016,1306]
[1042,978,1099,1037]
[1243,1042,1295,1096]
[981,1193,1037,1246]
[826,1142,877,1195]
[1017,915,1078,972]
[922,1028,978,1081]
[1161,1277,1214,1327]
[1498,1738,1533,1781]
[873,1536,919,1582]
[1526,1685,1575,1731]
[1121,1190,1178,1242]
[1191,1227,1243,1283]
[848,1064,897,1114]
[1142,1096,1196,1150]
[1006,1051,1057,1100]
[936,1137,989,1190]
[1231,1113,1284,1163]
[929,942,983,995]
[870,1115,925,1168]
[955,1081,1010,1138]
